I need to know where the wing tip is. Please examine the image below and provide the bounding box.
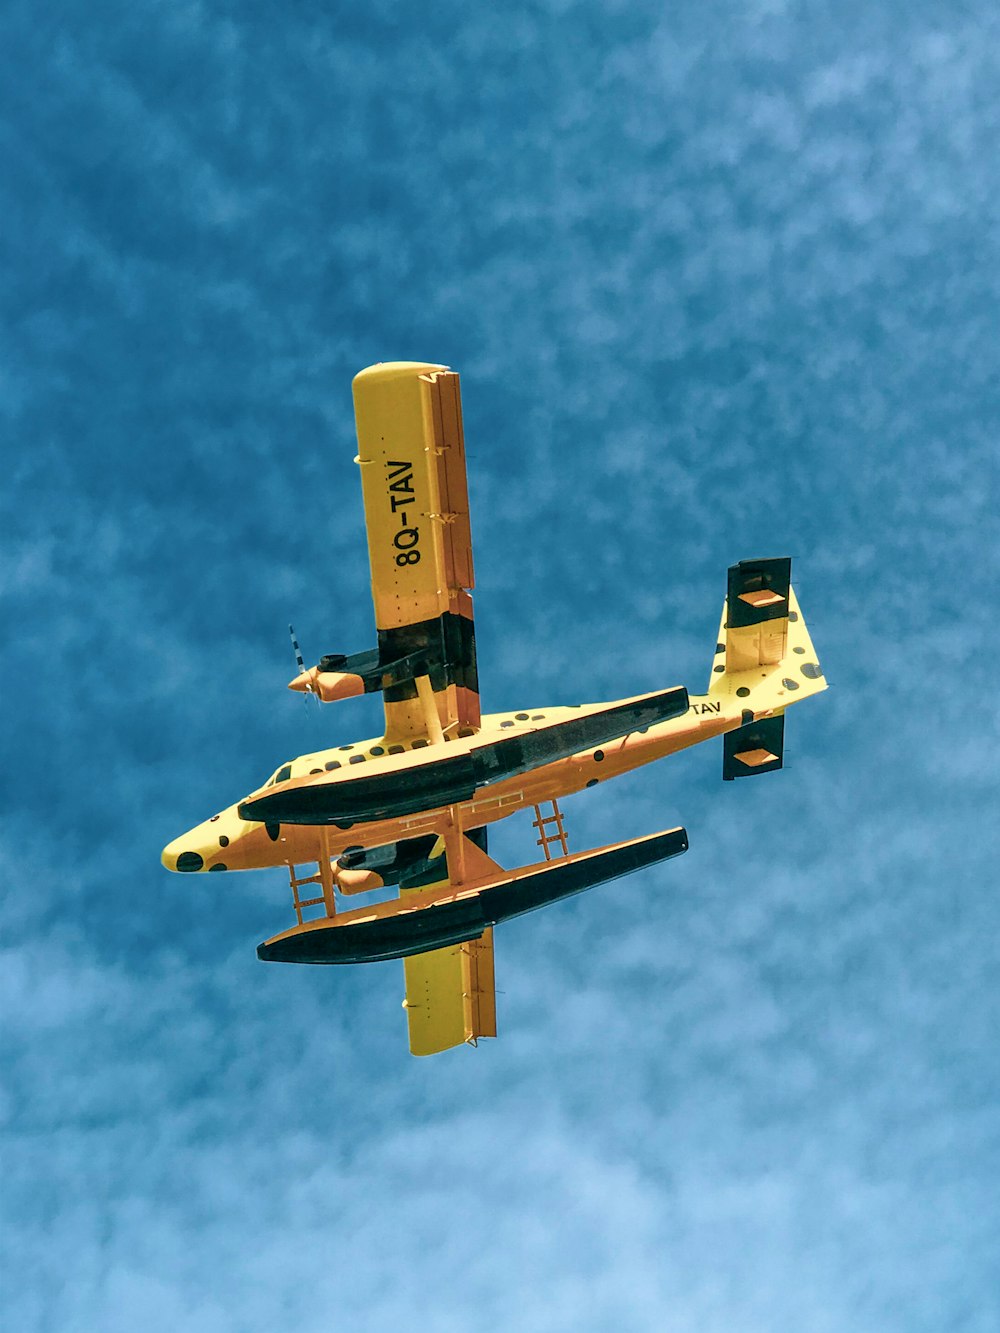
[353,361,449,388]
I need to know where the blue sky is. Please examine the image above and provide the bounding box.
[3,2,998,1329]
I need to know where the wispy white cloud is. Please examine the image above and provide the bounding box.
[3,0,999,1328]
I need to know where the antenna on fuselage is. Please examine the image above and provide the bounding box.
[288,625,318,705]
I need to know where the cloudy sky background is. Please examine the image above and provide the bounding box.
[3,2,998,1329]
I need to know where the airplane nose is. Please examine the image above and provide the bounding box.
[162,839,205,872]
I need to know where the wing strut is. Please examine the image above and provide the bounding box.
[414,673,445,744]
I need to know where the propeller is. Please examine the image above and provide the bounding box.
[288,624,318,704]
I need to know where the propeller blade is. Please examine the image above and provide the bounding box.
[289,625,306,674]
[288,625,317,703]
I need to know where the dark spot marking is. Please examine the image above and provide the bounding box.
[336,821,354,830]
[782,678,799,691]
[309,768,322,774]
[209,863,227,872]
[210,814,220,823]
[736,687,751,698]
[594,750,605,762]
[219,835,229,848]
[586,779,598,788]
[458,728,475,738]
[371,746,385,756]
[793,646,805,654]
[349,754,366,764]
[716,643,725,654]
[713,664,725,673]
[265,822,280,842]
[388,745,404,754]
[500,720,514,729]
[339,745,354,752]
[325,760,341,770]
[788,611,799,622]
[412,739,428,748]
[801,662,823,679]
[515,712,529,721]
[532,714,545,720]
[176,851,203,872]
[742,709,754,725]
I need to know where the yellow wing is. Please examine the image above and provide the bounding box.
[402,929,497,1057]
[353,362,479,746]
[399,833,499,1056]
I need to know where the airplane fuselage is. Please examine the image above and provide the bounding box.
[161,692,741,877]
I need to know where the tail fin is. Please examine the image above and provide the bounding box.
[708,558,827,780]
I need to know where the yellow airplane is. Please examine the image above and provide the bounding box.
[162,362,827,1056]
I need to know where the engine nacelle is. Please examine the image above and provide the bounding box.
[336,834,441,894]
[334,829,488,895]
[288,648,427,703]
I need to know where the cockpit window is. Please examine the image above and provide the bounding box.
[267,763,294,787]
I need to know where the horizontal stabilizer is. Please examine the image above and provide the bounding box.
[723,714,785,780]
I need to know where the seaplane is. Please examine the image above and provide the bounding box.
[162,362,827,1055]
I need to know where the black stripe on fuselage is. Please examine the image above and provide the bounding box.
[238,687,689,826]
